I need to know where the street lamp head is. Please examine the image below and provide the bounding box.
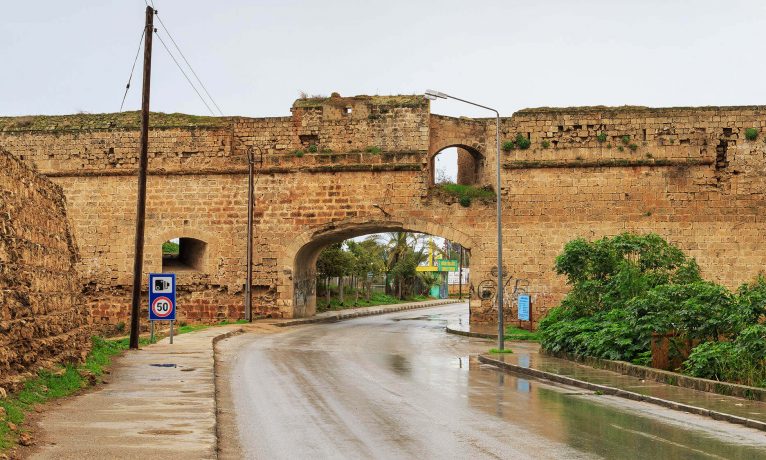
[424,89,448,100]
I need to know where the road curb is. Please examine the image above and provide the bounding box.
[274,299,461,327]
[211,327,245,458]
[478,354,766,433]
[445,325,497,339]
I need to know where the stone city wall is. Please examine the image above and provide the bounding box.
[1,95,765,330]
[0,149,90,392]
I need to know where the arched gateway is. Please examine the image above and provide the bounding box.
[281,218,480,318]
[2,93,766,330]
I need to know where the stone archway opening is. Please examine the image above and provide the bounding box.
[290,221,474,318]
[162,237,208,272]
[430,144,483,186]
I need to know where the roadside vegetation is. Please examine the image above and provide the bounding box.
[538,233,766,387]
[505,325,539,341]
[0,320,246,453]
[316,232,466,311]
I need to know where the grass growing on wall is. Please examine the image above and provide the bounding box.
[437,183,495,206]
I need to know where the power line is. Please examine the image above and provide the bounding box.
[154,12,224,116]
[120,27,146,112]
[155,29,216,116]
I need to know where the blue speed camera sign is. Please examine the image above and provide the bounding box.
[149,273,176,321]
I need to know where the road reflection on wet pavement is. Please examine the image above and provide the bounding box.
[225,303,766,459]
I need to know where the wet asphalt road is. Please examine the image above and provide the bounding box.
[225,303,766,459]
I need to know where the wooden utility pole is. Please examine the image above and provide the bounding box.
[129,5,154,349]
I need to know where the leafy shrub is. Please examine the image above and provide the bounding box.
[682,326,766,387]
[541,140,551,149]
[745,127,758,141]
[617,146,624,152]
[308,144,318,153]
[621,135,630,145]
[293,149,305,157]
[365,146,381,154]
[502,140,515,152]
[597,132,608,143]
[515,133,531,150]
[459,195,471,207]
[540,233,705,361]
[628,143,638,152]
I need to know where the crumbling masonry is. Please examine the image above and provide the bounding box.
[1,94,765,331]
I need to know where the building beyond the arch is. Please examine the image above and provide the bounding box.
[1,94,766,330]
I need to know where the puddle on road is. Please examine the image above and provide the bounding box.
[149,363,177,368]
[463,356,766,460]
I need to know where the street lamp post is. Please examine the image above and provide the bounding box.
[424,90,504,351]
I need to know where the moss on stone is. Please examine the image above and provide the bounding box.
[292,94,426,109]
[0,111,228,132]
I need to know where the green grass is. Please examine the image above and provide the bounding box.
[504,326,540,341]
[437,183,495,204]
[162,241,179,256]
[317,292,429,313]
[0,320,247,453]
[488,348,514,354]
[0,336,132,451]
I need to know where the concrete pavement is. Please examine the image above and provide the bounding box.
[30,325,247,460]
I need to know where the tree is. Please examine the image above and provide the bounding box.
[316,243,355,306]
[347,239,386,301]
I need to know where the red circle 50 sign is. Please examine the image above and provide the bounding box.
[151,296,174,318]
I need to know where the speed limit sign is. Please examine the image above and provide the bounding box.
[149,274,176,321]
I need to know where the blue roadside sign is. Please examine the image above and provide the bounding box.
[518,294,530,321]
[149,273,176,321]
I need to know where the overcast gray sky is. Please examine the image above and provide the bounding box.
[4,0,766,120]
[4,0,764,242]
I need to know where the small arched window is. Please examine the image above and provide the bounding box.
[162,237,207,272]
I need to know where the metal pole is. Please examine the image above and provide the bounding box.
[424,90,504,349]
[458,246,463,300]
[129,5,154,350]
[245,148,254,321]
[495,113,504,351]
[150,320,154,343]
[170,320,174,344]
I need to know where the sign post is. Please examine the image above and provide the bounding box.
[149,273,177,344]
[518,294,530,323]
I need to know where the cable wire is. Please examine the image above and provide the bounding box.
[154,13,224,116]
[120,27,146,112]
[155,29,216,115]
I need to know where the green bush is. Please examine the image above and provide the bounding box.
[745,127,758,141]
[365,146,381,154]
[502,140,515,152]
[597,132,608,143]
[293,149,305,157]
[308,144,318,153]
[540,233,706,361]
[515,133,531,150]
[541,232,766,385]
[628,143,638,152]
[621,135,630,145]
[541,140,551,149]
[683,326,766,387]
[459,195,471,207]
